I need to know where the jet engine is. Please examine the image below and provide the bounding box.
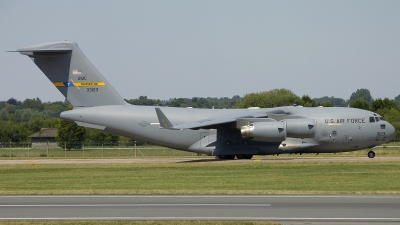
[283,118,316,138]
[241,122,286,142]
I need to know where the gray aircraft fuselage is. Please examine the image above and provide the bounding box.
[56,104,395,156]
[14,41,396,159]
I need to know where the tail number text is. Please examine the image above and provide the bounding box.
[87,88,98,92]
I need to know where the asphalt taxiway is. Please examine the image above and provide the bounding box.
[0,195,399,224]
[1,158,399,224]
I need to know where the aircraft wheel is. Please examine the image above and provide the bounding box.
[368,151,375,158]
[217,155,235,160]
[236,154,253,160]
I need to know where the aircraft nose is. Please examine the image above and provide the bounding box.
[387,122,396,140]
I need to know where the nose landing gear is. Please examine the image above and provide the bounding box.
[367,150,375,158]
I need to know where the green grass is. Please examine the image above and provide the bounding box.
[323,145,400,157]
[255,146,400,158]
[1,145,400,159]
[1,161,399,195]
[0,222,281,225]
[0,147,199,159]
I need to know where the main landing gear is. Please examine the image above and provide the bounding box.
[236,154,253,159]
[368,150,375,158]
[216,155,253,160]
[216,155,235,160]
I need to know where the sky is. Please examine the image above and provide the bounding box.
[1,0,400,103]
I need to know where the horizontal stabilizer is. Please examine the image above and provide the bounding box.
[75,121,106,130]
[10,49,72,55]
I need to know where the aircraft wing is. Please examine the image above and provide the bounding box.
[155,108,286,130]
[172,116,237,130]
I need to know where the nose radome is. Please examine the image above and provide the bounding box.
[387,122,396,140]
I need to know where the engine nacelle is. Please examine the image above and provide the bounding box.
[241,122,286,142]
[283,118,316,138]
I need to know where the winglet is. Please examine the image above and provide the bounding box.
[155,108,174,129]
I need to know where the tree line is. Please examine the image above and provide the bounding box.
[1,88,399,145]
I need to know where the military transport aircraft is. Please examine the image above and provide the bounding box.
[14,41,396,159]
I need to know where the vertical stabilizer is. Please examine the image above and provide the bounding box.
[14,41,127,107]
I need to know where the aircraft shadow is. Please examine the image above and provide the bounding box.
[177,158,223,163]
[177,157,296,163]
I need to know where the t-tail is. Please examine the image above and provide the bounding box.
[14,41,127,107]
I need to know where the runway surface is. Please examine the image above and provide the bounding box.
[1,156,400,164]
[1,195,399,224]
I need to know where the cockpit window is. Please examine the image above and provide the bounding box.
[379,117,386,121]
[375,117,380,122]
[369,117,375,123]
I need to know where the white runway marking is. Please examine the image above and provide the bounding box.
[1,195,399,222]
[1,217,400,221]
[0,204,271,207]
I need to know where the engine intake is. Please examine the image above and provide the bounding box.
[241,122,286,142]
